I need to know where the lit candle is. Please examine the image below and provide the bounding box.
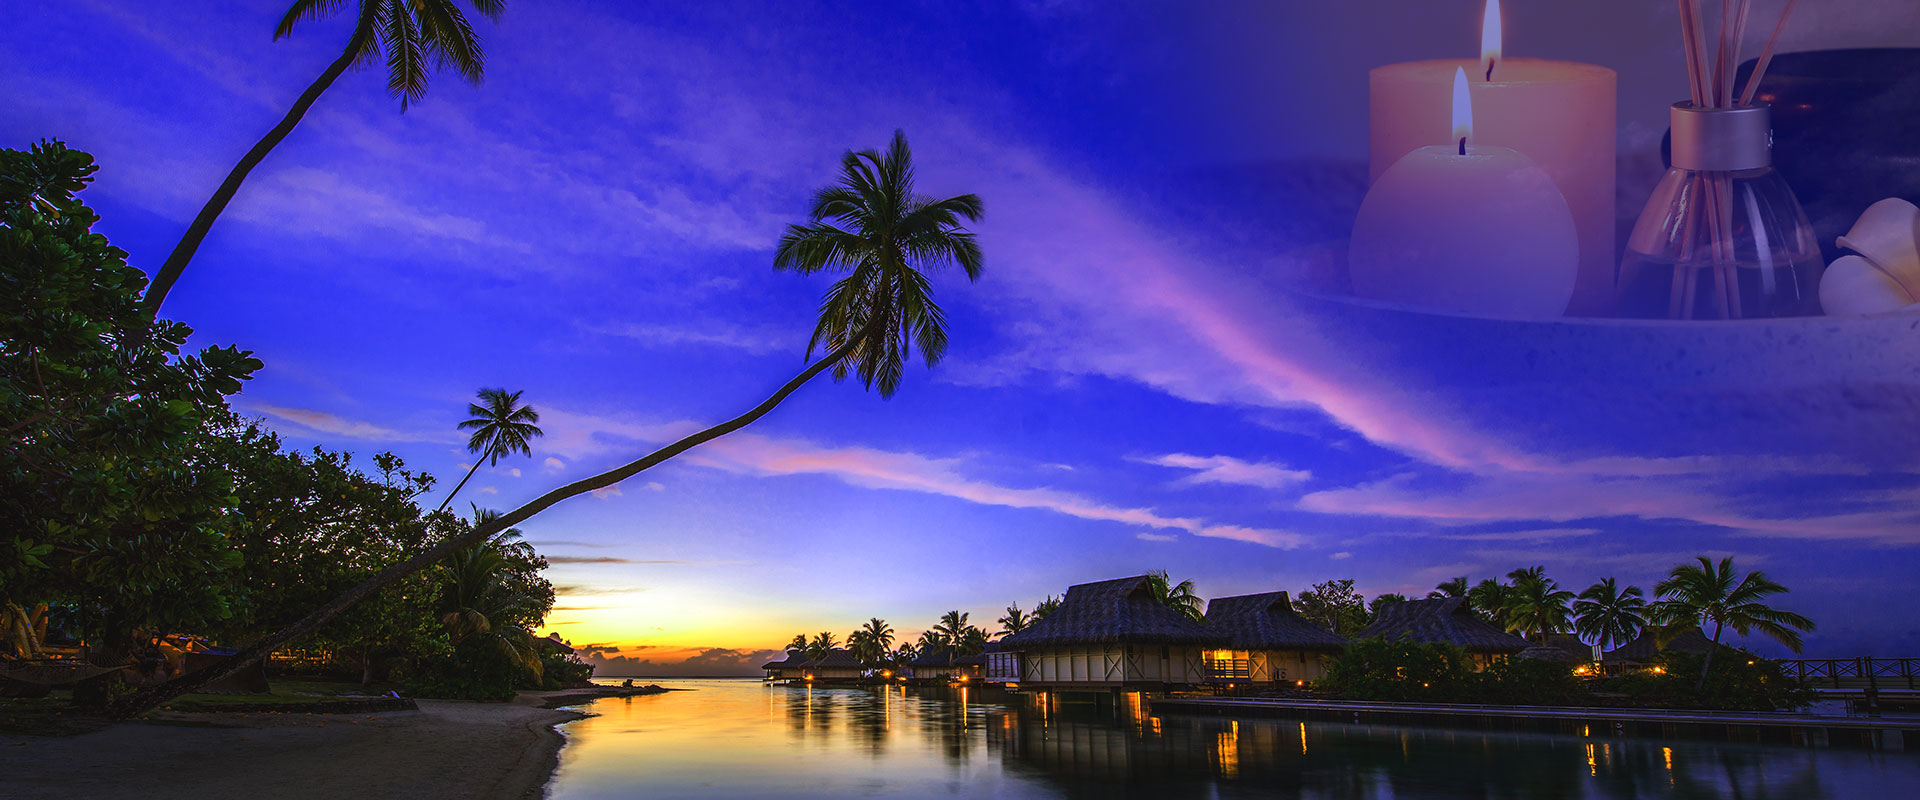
[1349,68,1578,318]
[1369,0,1616,316]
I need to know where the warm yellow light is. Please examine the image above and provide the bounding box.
[882,670,891,677]
[1451,67,1473,148]
[1480,0,1502,80]
[1295,680,1304,687]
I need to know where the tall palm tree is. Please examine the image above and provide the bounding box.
[1573,578,1646,653]
[119,130,982,717]
[1649,556,1815,691]
[145,0,509,314]
[1146,571,1205,623]
[997,603,1033,637]
[1430,576,1469,600]
[1468,578,1516,628]
[860,618,895,653]
[931,611,969,653]
[1503,572,1575,643]
[436,388,543,514]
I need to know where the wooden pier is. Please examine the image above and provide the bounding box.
[1151,696,1917,750]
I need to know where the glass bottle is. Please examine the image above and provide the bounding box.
[1618,102,1822,319]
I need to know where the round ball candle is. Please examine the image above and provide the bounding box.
[1368,0,1615,316]
[1350,68,1578,319]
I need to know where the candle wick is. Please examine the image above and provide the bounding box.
[1484,59,1496,82]
[1458,137,1467,156]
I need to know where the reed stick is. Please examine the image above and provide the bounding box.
[1678,0,1708,107]
[1738,0,1798,107]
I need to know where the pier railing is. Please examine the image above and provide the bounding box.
[1202,659,1251,681]
[1777,657,1920,691]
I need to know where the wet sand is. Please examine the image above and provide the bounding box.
[0,688,670,799]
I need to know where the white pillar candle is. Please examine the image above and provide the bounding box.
[1350,68,1579,319]
[1368,0,1616,316]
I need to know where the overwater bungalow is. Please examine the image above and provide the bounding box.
[904,648,984,684]
[762,647,866,683]
[990,575,1226,689]
[1600,626,1718,675]
[1200,592,1348,685]
[761,649,808,682]
[1357,597,1529,668]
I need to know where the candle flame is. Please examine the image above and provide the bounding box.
[1451,67,1473,149]
[1481,0,1502,80]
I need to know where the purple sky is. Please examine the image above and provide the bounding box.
[5,0,1917,675]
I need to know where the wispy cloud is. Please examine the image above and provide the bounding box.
[1144,453,1312,490]
[250,404,430,443]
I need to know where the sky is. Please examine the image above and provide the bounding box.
[5,0,1918,676]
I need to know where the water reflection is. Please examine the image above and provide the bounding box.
[548,679,1918,799]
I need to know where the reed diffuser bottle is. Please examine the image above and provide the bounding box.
[1618,102,1821,319]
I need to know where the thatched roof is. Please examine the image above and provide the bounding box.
[1535,633,1594,663]
[802,648,863,669]
[997,575,1226,648]
[908,648,985,668]
[1358,597,1529,653]
[761,649,807,670]
[1203,592,1347,651]
[1602,626,1718,664]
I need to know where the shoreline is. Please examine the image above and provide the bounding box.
[0,686,681,799]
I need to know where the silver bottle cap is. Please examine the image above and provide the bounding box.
[1670,102,1773,172]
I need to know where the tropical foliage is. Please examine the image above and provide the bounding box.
[1649,557,1815,690]
[1573,578,1646,652]
[1296,579,1370,636]
[1145,572,1205,624]
[996,603,1033,637]
[1502,567,1575,643]
[437,388,543,513]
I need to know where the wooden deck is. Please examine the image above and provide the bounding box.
[1151,696,1917,750]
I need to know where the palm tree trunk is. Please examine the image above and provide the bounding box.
[110,340,859,718]
[433,458,485,516]
[1695,621,1724,693]
[142,23,373,315]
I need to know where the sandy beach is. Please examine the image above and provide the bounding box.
[0,688,667,800]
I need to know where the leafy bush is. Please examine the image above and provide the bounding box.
[1319,639,1477,702]
[537,650,595,690]
[1468,653,1584,705]
[1594,650,1813,712]
[404,640,523,702]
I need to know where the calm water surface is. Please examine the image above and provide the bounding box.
[546,678,1920,799]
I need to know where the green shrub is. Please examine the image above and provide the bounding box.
[404,639,522,701]
[1319,639,1477,702]
[536,650,595,690]
[1595,651,1813,712]
[1469,654,1584,705]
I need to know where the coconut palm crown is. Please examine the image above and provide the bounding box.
[435,387,542,513]
[1502,569,1575,643]
[1573,577,1646,652]
[1147,571,1206,624]
[774,130,984,398]
[1649,556,1814,690]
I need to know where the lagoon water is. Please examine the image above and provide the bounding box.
[547,678,1920,799]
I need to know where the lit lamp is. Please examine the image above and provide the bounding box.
[1369,0,1616,315]
[1350,68,1579,318]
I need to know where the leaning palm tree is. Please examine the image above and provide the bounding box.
[117,130,982,718]
[997,603,1033,637]
[1648,556,1815,691]
[1573,578,1646,653]
[145,0,509,314]
[1503,572,1575,643]
[436,387,542,514]
[1146,571,1205,623]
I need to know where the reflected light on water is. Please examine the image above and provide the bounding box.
[545,679,1920,799]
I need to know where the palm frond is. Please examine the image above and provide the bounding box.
[275,0,352,39]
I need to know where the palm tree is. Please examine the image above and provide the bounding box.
[1649,557,1815,691]
[914,630,946,656]
[997,603,1033,637]
[436,388,543,514]
[805,631,838,661]
[931,611,969,658]
[145,0,509,314]
[860,618,895,653]
[1146,571,1205,623]
[1430,576,1469,599]
[1573,578,1646,653]
[1468,578,1516,628]
[1503,571,1575,643]
[119,131,982,717]
[787,633,809,653]
[435,525,543,681]
[1033,595,1063,620]
[956,626,990,657]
